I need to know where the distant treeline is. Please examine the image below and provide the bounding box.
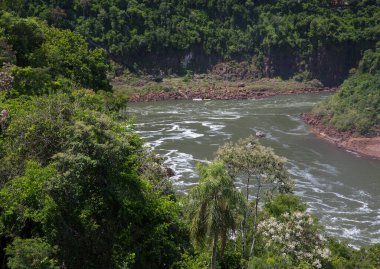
[2,0,379,85]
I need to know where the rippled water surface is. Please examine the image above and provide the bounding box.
[126,93,380,247]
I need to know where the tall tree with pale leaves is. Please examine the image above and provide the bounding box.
[216,136,294,258]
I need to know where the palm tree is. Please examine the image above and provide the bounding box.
[186,161,245,269]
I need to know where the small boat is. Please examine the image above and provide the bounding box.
[193,98,211,101]
[255,131,265,138]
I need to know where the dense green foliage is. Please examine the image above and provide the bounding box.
[0,12,111,95]
[5,238,59,269]
[0,92,189,269]
[1,2,379,269]
[186,161,245,269]
[313,44,380,135]
[2,1,379,84]
[1,90,379,268]
[246,195,380,269]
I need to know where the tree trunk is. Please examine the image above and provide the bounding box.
[211,232,218,269]
[241,177,250,257]
[249,197,260,257]
[250,182,261,257]
[221,229,227,260]
[241,210,247,257]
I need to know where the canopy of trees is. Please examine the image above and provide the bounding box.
[312,43,380,135]
[0,12,111,95]
[2,1,379,84]
[0,91,190,269]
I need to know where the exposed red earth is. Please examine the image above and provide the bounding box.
[303,113,380,159]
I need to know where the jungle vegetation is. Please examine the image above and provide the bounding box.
[312,42,380,135]
[1,0,379,85]
[0,3,380,269]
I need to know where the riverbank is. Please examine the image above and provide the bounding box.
[126,85,335,102]
[113,75,336,102]
[302,113,380,159]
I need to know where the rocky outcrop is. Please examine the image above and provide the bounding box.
[210,62,262,81]
[121,39,375,87]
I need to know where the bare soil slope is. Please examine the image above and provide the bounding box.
[303,113,380,159]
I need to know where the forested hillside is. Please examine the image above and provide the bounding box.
[312,42,380,135]
[2,0,379,85]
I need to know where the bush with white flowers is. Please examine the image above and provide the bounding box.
[257,211,330,268]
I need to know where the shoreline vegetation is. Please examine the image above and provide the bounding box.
[117,72,380,159]
[303,113,380,159]
[114,75,336,102]
[303,44,380,159]
[116,72,380,159]
[116,71,380,159]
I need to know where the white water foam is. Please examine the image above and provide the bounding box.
[126,94,380,247]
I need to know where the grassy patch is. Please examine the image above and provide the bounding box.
[112,72,323,97]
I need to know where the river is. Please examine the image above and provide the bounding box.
[125,92,380,247]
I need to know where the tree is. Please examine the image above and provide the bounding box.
[186,161,245,269]
[5,238,59,269]
[0,90,126,182]
[0,28,16,65]
[0,13,111,93]
[0,92,189,268]
[216,136,293,258]
[40,26,111,91]
[1,16,45,67]
[257,211,330,268]
[10,66,55,96]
